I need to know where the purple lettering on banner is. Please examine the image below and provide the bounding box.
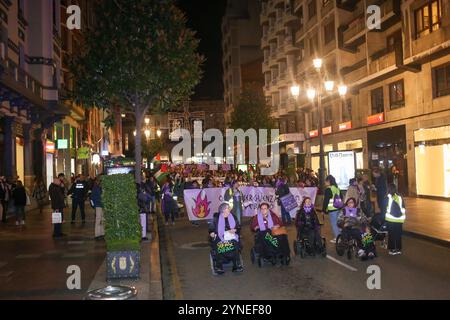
[184,187,318,221]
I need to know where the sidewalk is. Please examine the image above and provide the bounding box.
[315,196,450,245]
[403,197,450,244]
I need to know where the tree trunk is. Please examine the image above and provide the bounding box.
[135,111,143,185]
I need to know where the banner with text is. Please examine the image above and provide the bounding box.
[184,187,318,221]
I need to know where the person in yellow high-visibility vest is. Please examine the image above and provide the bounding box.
[384,184,406,256]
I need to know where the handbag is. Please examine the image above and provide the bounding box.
[272,226,288,236]
[52,211,62,224]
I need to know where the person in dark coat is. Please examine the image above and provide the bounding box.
[12,181,27,226]
[0,176,11,223]
[68,175,88,225]
[295,197,324,254]
[275,176,292,225]
[372,168,387,215]
[49,178,65,238]
[161,181,176,225]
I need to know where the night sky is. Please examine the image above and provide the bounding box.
[177,0,227,101]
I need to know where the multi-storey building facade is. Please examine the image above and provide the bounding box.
[261,0,450,198]
[222,0,264,125]
[0,0,104,192]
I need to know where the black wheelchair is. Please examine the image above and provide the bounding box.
[209,238,244,276]
[293,232,327,259]
[335,227,361,260]
[250,231,291,268]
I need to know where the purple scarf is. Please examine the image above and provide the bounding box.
[257,212,274,231]
[303,204,314,214]
[218,213,237,241]
[345,207,358,218]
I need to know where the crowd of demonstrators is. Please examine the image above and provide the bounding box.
[321,168,407,259]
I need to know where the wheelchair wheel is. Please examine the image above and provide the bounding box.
[336,235,346,257]
[282,255,291,266]
[209,253,218,276]
[257,256,263,268]
[319,238,327,258]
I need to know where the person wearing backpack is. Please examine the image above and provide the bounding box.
[384,183,406,256]
[322,175,343,243]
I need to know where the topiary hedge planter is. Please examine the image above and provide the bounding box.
[106,251,140,280]
[102,174,142,280]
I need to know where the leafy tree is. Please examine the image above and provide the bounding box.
[230,84,275,131]
[71,0,203,183]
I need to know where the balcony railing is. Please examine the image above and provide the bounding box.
[369,50,395,74]
[1,58,44,102]
[343,14,366,43]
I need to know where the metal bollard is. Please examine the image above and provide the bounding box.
[85,285,138,300]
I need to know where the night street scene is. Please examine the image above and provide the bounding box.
[0,0,450,307]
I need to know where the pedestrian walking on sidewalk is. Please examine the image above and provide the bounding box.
[68,175,88,225]
[49,178,65,238]
[323,175,343,243]
[32,176,47,214]
[91,177,104,239]
[384,184,406,256]
[0,176,11,223]
[12,181,27,226]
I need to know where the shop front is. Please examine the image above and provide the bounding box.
[368,125,408,195]
[414,125,450,198]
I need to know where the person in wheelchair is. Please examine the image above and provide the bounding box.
[295,197,324,255]
[338,198,367,258]
[208,203,243,274]
[250,203,290,264]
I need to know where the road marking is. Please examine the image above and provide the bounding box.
[326,255,358,272]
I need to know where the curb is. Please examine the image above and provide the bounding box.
[149,214,163,300]
[403,230,450,247]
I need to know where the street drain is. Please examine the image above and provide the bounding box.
[180,242,210,250]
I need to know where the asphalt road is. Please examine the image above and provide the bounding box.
[159,213,450,300]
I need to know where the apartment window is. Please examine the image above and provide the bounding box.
[387,31,402,53]
[342,99,352,122]
[389,80,405,109]
[298,40,305,61]
[310,110,318,130]
[308,1,317,20]
[18,0,24,17]
[324,20,335,44]
[297,6,304,29]
[371,87,384,114]
[309,34,318,57]
[324,105,333,127]
[415,0,442,39]
[433,63,450,98]
[0,9,7,23]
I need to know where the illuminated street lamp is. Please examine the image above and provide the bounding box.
[290,58,348,192]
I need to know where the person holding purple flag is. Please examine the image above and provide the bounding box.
[275,176,292,225]
[208,203,243,275]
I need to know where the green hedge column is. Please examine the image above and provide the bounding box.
[102,174,141,252]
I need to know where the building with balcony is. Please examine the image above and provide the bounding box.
[261,0,450,198]
[222,0,264,125]
[0,0,70,189]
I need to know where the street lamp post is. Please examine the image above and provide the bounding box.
[291,58,347,193]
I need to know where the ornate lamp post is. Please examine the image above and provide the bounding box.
[290,58,347,192]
